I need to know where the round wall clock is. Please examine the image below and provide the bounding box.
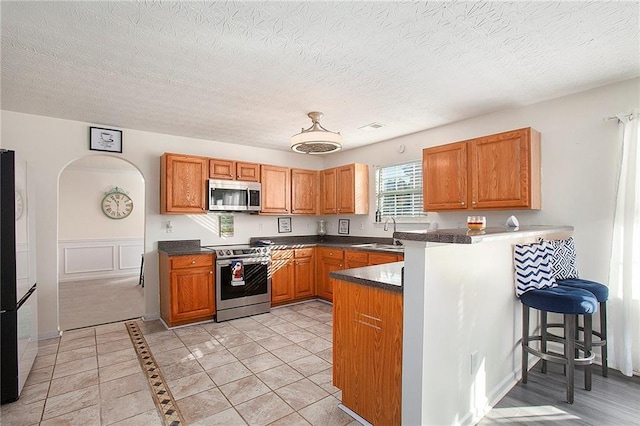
[101,187,133,219]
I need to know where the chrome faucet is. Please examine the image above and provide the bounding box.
[384,217,402,245]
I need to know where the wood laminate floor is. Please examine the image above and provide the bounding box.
[480,362,640,425]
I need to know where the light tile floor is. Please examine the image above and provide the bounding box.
[0,300,359,426]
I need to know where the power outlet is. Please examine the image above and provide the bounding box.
[470,351,478,375]
[359,222,364,230]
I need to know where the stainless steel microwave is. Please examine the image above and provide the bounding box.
[208,179,261,212]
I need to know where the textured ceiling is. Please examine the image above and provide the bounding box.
[2,1,639,153]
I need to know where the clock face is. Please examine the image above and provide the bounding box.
[102,192,133,219]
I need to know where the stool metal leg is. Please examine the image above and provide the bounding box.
[584,314,593,391]
[565,314,575,404]
[522,305,529,384]
[541,311,548,374]
[600,302,608,377]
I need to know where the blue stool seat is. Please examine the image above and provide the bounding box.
[521,286,597,404]
[557,278,609,377]
[557,278,608,302]
[521,286,598,314]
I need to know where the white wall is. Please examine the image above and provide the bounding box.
[59,158,145,240]
[1,77,637,338]
[0,113,323,337]
[324,77,640,285]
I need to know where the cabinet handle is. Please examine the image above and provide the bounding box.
[472,201,477,205]
[192,260,196,264]
[460,201,465,206]
[339,264,343,267]
[209,271,213,274]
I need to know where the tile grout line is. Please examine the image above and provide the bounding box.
[126,321,185,426]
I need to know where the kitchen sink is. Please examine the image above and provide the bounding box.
[351,243,404,251]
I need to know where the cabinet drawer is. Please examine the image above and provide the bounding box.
[170,254,213,269]
[345,250,368,263]
[271,249,294,260]
[319,248,344,259]
[294,248,314,258]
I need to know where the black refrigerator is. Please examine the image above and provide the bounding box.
[1,149,38,404]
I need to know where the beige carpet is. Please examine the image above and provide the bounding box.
[59,275,145,330]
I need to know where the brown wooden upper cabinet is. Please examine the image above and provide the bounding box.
[261,166,319,215]
[161,153,208,214]
[423,128,541,211]
[291,168,319,214]
[209,158,260,182]
[261,164,291,214]
[321,163,369,214]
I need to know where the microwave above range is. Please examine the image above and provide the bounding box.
[208,179,261,212]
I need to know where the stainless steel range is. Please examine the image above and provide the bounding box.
[207,245,271,322]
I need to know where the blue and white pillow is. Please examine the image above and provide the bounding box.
[514,241,557,297]
[544,237,579,280]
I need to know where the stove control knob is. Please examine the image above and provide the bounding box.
[226,250,232,255]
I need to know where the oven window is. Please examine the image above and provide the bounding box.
[219,262,268,300]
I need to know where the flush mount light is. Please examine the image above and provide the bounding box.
[290,111,342,154]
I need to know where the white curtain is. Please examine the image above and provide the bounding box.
[608,110,640,377]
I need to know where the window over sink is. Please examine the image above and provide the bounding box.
[375,160,424,220]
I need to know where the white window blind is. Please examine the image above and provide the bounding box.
[375,160,424,219]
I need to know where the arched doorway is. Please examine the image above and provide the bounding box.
[57,155,145,330]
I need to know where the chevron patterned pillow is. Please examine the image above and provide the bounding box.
[514,241,557,297]
[545,237,579,280]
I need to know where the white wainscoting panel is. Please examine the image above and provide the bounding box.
[59,238,143,282]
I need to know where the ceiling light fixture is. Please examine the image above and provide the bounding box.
[290,112,342,154]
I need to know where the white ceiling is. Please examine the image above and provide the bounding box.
[2,1,639,153]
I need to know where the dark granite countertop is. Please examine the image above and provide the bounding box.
[250,235,404,254]
[158,239,215,255]
[158,236,405,256]
[395,225,574,244]
[330,262,403,293]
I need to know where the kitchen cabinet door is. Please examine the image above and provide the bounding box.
[469,128,541,209]
[422,142,468,211]
[293,253,315,299]
[209,158,235,180]
[320,168,338,214]
[161,153,208,214]
[368,252,402,265]
[236,162,261,182]
[291,168,318,214]
[317,249,344,302]
[321,164,369,215]
[271,251,294,304]
[160,253,215,327]
[261,165,291,214]
[345,250,368,269]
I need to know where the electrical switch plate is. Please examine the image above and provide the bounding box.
[359,222,364,230]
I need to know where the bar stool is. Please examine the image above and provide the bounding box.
[521,286,597,403]
[557,278,608,376]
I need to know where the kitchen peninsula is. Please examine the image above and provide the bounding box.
[331,225,573,426]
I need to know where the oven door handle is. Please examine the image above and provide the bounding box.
[216,258,269,267]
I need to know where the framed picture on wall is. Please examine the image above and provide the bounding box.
[278,217,292,233]
[90,127,123,153]
[338,219,350,235]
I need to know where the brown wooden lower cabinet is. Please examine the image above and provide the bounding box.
[316,248,344,302]
[271,248,316,306]
[159,252,215,327]
[334,279,403,425]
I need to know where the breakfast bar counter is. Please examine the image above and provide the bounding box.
[396,224,574,425]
